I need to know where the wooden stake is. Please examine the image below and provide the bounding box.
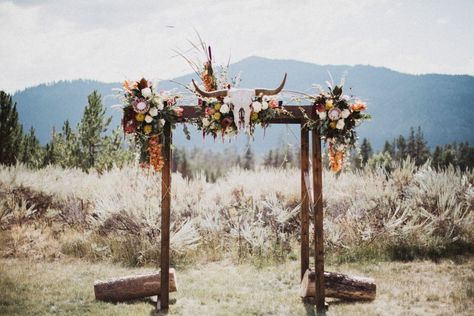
[159,123,172,310]
[300,125,310,280]
[312,129,325,313]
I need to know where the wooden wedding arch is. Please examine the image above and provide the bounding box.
[158,105,327,312]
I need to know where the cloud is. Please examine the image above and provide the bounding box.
[0,0,473,92]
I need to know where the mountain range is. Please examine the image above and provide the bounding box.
[11,56,474,153]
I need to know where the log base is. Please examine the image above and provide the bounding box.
[94,269,177,302]
[301,269,376,301]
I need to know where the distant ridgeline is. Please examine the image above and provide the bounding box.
[13,56,474,152]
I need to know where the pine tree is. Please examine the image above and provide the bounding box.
[441,144,456,167]
[360,138,373,165]
[19,127,43,168]
[243,145,255,170]
[413,126,430,166]
[180,150,190,178]
[96,128,133,172]
[407,127,416,159]
[77,91,112,171]
[382,140,395,157]
[58,120,80,168]
[431,145,443,169]
[0,91,23,165]
[396,135,407,162]
[263,150,274,167]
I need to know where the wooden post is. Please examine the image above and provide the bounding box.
[312,129,325,313]
[300,125,310,280]
[159,123,172,310]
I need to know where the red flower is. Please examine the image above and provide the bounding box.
[315,103,325,112]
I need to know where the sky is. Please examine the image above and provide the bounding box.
[0,0,473,93]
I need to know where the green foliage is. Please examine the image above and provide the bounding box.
[77,91,112,171]
[0,91,23,165]
[18,127,43,168]
[360,138,373,165]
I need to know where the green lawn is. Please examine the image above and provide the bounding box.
[1,258,473,315]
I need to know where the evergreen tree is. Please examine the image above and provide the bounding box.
[180,150,190,178]
[360,138,373,165]
[58,120,80,168]
[264,150,274,167]
[96,128,133,172]
[19,127,43,168]
[0,91,23,165]
[431,145,443,169]
[382,140,395,157]
[396,135,407,162]
[77,91,112,171]
[441,144,456,167]
[413,126,430,166]
[243,145,255,170]
[407,127,416,159]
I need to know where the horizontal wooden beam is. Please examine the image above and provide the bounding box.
[180,105,313,124]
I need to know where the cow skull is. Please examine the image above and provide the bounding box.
[192,73,287,132]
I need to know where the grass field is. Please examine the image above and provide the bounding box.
[1,257,473,315]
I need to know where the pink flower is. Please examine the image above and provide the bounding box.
[173,107,184,117]
[269,99,279,109]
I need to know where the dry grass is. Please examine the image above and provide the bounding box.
[0,257,473,315]
[1,161,472,266]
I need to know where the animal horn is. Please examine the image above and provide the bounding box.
[192,79,228,98]
[255,73,287,96]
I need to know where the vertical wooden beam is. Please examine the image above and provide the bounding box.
[312,129,325,313]
[159,123,172,310]
[300,124,310,280]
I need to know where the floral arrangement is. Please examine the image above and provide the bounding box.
[196,95,283,139]
[120,78,183,171]
[303,85,370,172]
[186,43,287,139]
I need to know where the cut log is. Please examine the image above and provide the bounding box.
[301,269,376,301]
[94,269,177,302]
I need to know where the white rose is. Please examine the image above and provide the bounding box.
[159,119,166,126]
[262,101,269,110]
[336,119,345,130]
[141,88,152,98]
[156,100,164,110]
[149,107,158,117]
[223,96,231,104]
[145,115,153,123]
[341,109,350,119]
[202,118,211,127]
[318,111,327,120]
[220,103,230,114]
[252,101,262,113]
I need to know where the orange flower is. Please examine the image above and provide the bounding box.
[351,102,367,112]
[148,135,164,172]
[329,145,344,172]
[123,80,138,93]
